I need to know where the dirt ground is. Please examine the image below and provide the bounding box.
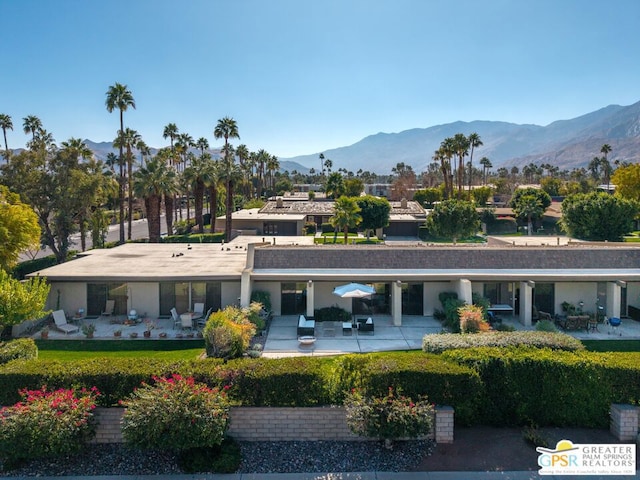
[416,426,636,472]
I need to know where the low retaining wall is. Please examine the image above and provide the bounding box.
[610,404,639,442]
[92,405,454,444]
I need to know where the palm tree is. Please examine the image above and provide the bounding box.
[105,152,118,174]
[196,137,209,156]
[60,138,93,162]
[183,154,210,232]
[267,154,280,191]
[105,82,136,244]
[137,139,150,167]
[214,116,240,242]
[479,157,492,185]
[235,144,250,197]
[156,148,178,235]
[114,127,141,240]
[201,155,220,233]
[0,113,13,160]
[467,133,483,191]
[133,156,175,242]
[452,133,469,197]
[255,149,269,199]
[600,144,613,192]
[22,115,42,143]
[330,196,362,244]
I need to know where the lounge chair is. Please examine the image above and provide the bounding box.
[197,307,213,328]
[297,315,315,336]
[180,313,194,331]
[101,299,115,317]
[52,310,80,335]
[358,317,374,333]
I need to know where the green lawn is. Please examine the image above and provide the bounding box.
[35,339,205,361]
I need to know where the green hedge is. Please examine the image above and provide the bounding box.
[0,339,38,365]
[442,347,640,427]
[355,353,483,425]
[485,217,517,235]
[314,306,351,322]
[423,332,585,353]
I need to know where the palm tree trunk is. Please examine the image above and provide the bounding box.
[127,149,133,241]
[195,181,204,233]
[118,111,125,245]
[209,185,218,234]
[186,186,191,223]
[146,195,161,242]
[164,194,174,236]
[225,179,233,242]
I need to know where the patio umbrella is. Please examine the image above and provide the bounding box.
[333,283,376,298]
[333,283,376,325]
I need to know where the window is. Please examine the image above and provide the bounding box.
[402,283,423,315]
[87,283,127,316]
[281,282,307,315]
[159,282,221,316]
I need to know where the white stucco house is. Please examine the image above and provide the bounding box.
[30,239,640,328]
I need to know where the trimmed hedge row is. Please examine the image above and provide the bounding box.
[442,347,640,427]
[161,233,225,243]
[0,339,38,365]
[0,353,479,417]
[422,332,585,353]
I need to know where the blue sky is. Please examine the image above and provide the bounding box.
[2,0,639,159]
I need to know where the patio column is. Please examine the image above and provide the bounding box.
[392,280,402,326]
[451,279,472,305]
[519,281,533,326]
[306,280,315,318]
[239,270,252,308]
[606,281,623,319]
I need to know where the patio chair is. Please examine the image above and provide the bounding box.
[101,299,115,317]
[52,310,80,335]
[180,313,194,331]
[197,307,213,328]
[170,307,181,329]
[192,302,205,320]
[358,317,374,334]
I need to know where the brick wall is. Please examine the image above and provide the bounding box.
[91,405,454,444]
[610,403,639,442]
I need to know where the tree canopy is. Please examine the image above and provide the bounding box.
[426,199,480,243]
[612,163,640,202]
[356,195,391,239]
[561,191,638,241]
[0,186,40,271]
[330,196,362,244]
[0,270,50,328]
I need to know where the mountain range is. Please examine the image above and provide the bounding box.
[281,100,640,174]
[7,101,640,175]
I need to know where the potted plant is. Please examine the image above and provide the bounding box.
[143,319,156,338]
[40,326,49,339]
[81,323,96,339]
[129,332,138,339]
[158,331,167,338]
[113,329,122,338]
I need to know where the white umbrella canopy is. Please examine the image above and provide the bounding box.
[333,283,376,298]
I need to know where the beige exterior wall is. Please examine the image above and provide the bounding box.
[47,282,87,316]
[128,283,159,318]
[555,282,598,313]
[252,281,282,314]
[424,282,451,315]
[627,282,640,311]
[221,281,242,308]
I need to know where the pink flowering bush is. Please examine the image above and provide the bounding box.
[0,386,99,468]
[344,387,434,447]
[121,375,229,451]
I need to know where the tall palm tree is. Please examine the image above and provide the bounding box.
[201,154,220,233]
[255,149,269,200]
[114,127,141,240]
[195,137,209,156]
[467,133,483,191]
[137,139,150,167]
[133,156,175,242]
[105,82,136,244]
[156,148,178,235]
[452,133,469,197]
[479,157,492,185]
[214,116,240,242]
[601,144,613,191]
[266,154,280,191]
[22,115,42,143]
[183,154,210,232]
[105,152,118,174]
[235,144,250,197]
[330,196,362,244]
[0,113,13,161]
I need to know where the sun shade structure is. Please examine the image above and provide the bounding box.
[333,282,375,298]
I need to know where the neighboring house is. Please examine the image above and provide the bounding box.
[31,241,640,328]
[215,197,427,237]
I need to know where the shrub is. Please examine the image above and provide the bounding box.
[250,291,272,314]
[458,305,490,333]
[303,222,317,235]
[161,233,224,243]
[0,338,38,364]
[121,375,229,451]
[314,305,351,323]
[172,219,196,235]
[422,332,585,354]
[0,386,98,468]
[203,306,257,359]
[344,387,434,446]
[442,297,465,332]
[535,319,558,332]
